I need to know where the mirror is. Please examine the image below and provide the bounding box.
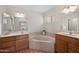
[1,12,28,34]
[14,17,28,32]
[2,13,12,34]
[68,18,78,32]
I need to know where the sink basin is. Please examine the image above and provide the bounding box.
[57,32,79,36]
[56,32,79,39]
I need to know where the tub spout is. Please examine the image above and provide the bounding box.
[42,30,46,35]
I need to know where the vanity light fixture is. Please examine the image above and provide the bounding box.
[69,5,77,12]
[3,12,10,17]
[15,12,24,17]
[62,8,70,14]
[62,5,78,14]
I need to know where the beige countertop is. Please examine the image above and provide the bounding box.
[56,32,79,39]
[0,31,28,38]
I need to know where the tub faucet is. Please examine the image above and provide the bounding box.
[42,30,46,35]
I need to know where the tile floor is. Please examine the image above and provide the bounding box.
[18,48,47,53]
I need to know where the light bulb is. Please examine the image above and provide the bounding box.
[69,6,77,12]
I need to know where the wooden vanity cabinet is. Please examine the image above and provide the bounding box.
[55,34,79,53]
[16,35,29,51]
[55,34,68,53]
[0,34,29,53]
[68,38,79,53]
[0,36,16,53]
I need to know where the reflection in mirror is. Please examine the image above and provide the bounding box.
[1,12,28,34]
[15,12,25,17]
[14,12,28,32]
[68,18,78,33]
[2,12,12,34]
[14,17,28,32]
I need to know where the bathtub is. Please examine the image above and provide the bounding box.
[29,35,55,52]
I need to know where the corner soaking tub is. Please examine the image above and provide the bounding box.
[29,35,55,52]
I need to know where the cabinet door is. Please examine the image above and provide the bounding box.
[68,44,79,53]
[55,35,68,53]
[0,41,16,48]
[0,46,16,53]
[68,39,79,53]
[16,38,29,51]
[0,36,16,53]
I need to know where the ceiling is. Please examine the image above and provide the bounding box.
[11,5,56,13]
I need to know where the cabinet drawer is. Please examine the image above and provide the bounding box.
[16,35,29,40]
[0,46,16,53]
[0,36,15,43]
[56,34,68,41]
[69,39,79,47]
[0,41,16,48]
[68,45,79,53]
[16,39,29,51]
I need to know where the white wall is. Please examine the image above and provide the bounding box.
[0,6,43,34]
[27,12,43,33]
[1,5,79,35]
[9,6,44,33]
[0,6,6,35]
[44,6,79,34]
[43,14,68,34]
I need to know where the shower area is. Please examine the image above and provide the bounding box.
[29,15,55,52]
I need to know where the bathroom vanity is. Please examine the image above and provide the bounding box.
[55,32,79,53]
[0,32,29,53]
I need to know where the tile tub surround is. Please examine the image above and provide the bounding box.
[29,32,55,52]
[29,32,55,38]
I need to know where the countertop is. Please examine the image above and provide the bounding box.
[56,32,79,39]
[0,31,28,38]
